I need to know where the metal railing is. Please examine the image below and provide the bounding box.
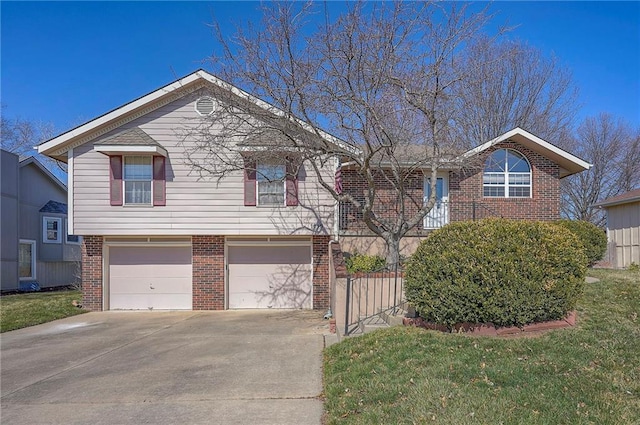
[344,262,404,336]
[339,200,504,232]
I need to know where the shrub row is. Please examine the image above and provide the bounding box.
[405,219,587,328]
[553,219,607,266]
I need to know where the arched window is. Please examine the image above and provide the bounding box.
[483,149,531,197]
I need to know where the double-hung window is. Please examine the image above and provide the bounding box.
[483,149,531,198]
[124,156,152,205]
[257,161,286,206]
[42,216,62,244]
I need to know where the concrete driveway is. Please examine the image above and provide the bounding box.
[1,310,328,425]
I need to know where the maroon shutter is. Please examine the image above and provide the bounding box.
[286,158,299,206]
[109,156,123,206]
[153,156,166,206]
[244,157,257,206]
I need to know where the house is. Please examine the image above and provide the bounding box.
[593,189,640,268]
[338,127,592,255]
[37,70,591,311]
[0,150,82,291]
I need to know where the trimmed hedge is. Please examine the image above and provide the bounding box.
[553,219,607,266]
[345,252,386,274]
[405,219,587,329]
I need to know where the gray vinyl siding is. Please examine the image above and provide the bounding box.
[1,150,19,290]
[72,93,336,236]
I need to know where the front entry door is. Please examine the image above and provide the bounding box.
[424,176,449,229]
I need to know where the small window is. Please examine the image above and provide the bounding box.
[124,156,152,205]
[483,149,531,198]
[19,240,36,280]
[257,161,286,206]
[65,219,82,245]
[43,216,62,244]
[195,96,216,116]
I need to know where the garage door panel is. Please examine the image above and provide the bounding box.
[109,245,192,310]
[227,243,312,309]
[110,294,192,311]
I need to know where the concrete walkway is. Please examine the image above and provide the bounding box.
[1,310,328,425]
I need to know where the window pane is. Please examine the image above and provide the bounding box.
[484,186,505,197]
[509,187,530,197]
[508,173,531,185]
[19,243,32,278]
[258,180,284,205]
[124,156,152,179]
[257,163,285,181]
[483,173,505,185]
[507,151,530,172]
[484,151,506,172]
[125,181,152,204]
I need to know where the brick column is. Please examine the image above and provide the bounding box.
[82,236,103,311]
[313,235,331,310]
[192,235,225,310]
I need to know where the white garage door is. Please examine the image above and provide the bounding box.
[227,243,312,309]
[109,245,192,310]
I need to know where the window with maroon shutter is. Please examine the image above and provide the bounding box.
[244,157,257,206]
[153,156,166,206]
[109,155,123,206]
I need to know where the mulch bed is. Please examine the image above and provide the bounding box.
[403,311,577,337]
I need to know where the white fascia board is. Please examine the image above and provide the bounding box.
[194,71,361,157]
[67,148,74,234]
[463,127,592,171]
[93,145,168,157]
[38,72,203,155]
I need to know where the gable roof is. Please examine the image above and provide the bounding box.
[463,127,592,178]
[593,188,640,208]
[37,69,357,162]
[19,156,67,192]
[39,200,68,214]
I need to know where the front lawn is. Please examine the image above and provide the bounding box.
[323,268,640,424]
[0,290,87,333]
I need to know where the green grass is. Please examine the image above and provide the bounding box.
[0,290,87,333]
[323,268,640,424]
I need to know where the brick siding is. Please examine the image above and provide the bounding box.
[192,235,225,310]
[450,142,560,222]
[340,141,561,237]
[313,235,331,310]
[81,235,103,311]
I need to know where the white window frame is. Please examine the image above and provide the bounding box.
[65,218,83,245]
[256,161,286,207]
[42,216,62,244]
[123,155,153,206]
[483,149,532,198]
[19,239,36,281]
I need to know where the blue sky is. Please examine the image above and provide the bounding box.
[2,1,639,139]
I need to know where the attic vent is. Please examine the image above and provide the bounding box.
[195,96,215,116]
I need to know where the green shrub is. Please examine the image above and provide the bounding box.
[553,219,607,266]
[404,219,587,329]
[345,252,386,274]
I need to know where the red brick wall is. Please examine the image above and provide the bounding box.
[192,235,225,310]
[450,142,560,221]
[313,235,331,310]
[82,236,103,311]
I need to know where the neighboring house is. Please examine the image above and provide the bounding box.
[338,127,592,255]
[37,70,590,311]
[593,189,640,268]
[0,150,82,291]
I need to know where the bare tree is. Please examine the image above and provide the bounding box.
[1,106,66,174]
[561,113,639,225]
[452,37,579,146]
[183,1,539,263]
